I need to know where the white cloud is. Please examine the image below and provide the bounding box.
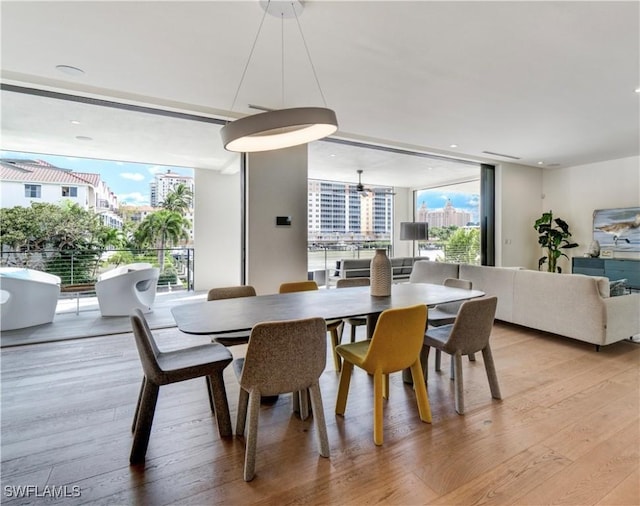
[120,172,146,182]
[118,192,149,205]
[148,165,165,175]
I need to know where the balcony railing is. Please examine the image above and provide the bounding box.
[0,248,195,291]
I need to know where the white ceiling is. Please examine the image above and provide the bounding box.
[1,1,638,187]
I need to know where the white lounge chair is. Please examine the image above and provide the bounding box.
[95,263,160,317]
[0,268,61,331]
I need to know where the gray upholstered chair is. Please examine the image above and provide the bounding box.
[207,285,257,346]
[234,317,330,481]
[278,280,344,372]
[428,278,476,368]
[129,309,233,464]
[422,296,501,414]
[336,277,370,343]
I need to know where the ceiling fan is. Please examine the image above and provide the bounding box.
[355,169,395,197]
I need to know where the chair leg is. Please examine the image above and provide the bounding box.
[383,373,389,400]
[373,370,384,445]
[308,383,330,458]
[482,344,502,400]
[131,377,146,433]
[208,372,232,437]
[130,381,159,464]
[236,387,249,437]
[410,359,432,423]
[452,352,465,414]
[329,327,342,372]
[450,356,455,380]
[468,353,476,362]
[298,388,310,421]
[205,377,215,413]
[350,324,357,343]
[435,349,442,372]
[243,391,262,482]
[335,361,353,416]
[420,346,430,383]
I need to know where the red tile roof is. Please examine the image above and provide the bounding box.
[0,160,99,187]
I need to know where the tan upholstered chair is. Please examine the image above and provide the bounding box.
[234,317,330,481]
[336,277,370,343]
[335,304,432,446]
[422,296,501,414]
[129,309,233,464]
[207,285,257,346]
[278,280,344,372]
[428,278,476,367]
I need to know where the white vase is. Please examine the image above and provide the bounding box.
[588,240,601,257]
[370,248,391,296]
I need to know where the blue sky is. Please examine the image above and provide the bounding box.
[416,189,480,224]
[1,150,193,206]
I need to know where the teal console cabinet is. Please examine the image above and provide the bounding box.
[572,257,640,290]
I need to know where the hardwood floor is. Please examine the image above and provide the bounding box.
[1,321,638,505]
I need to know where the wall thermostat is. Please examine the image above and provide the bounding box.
[276,216,291,226]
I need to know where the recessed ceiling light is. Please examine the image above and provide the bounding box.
[75,135,92,141]
[635,87,640,93]
[70,120,81,125]
[537,161,544,165]
[56,65,85,76]
[449,144,458,148]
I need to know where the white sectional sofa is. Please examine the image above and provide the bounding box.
[410,260,640,348]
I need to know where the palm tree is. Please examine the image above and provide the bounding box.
[162,183,192,215]
[135,210,190,270]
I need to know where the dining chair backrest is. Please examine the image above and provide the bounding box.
[443,296,497,356]
[130,308,163,383]
[443,278,472,290]
[336,277,370,288]
[239,317,328,396]
[208,285,256,301]
[278,280,318,293]
[362,304,427,373]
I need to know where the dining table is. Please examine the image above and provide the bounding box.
[171,282,485,338]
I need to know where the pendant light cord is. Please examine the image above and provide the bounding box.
[228,1,271,115]
[293,5,329,107]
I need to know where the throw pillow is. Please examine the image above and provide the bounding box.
[609,279,628,297]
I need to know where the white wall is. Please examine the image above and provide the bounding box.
[193,169,242,290]
[542,155,640,266]
[0,181,88,209]
[246,145,309,294]
[496,162,544,269]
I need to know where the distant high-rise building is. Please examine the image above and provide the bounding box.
[150,169,194,207]
[308,179,392,239]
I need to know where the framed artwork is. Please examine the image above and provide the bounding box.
[593,207,640,252]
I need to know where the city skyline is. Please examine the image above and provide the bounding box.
[1,150,479,222]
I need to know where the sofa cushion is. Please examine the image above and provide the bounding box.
[512,270,607,343]
[410,261,459,285]
[341,258,371,278]
[402,257,415,275]
[458,264,517,322]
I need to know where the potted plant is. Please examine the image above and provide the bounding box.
[534,210,579,273]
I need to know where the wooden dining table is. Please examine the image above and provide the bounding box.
[171,283,485,338]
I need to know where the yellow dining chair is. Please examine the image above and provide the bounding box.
[278,280,344,373]
[335,304,432,446]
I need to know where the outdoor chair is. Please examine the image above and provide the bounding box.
[129,309,233,464]
[234,317,330,481]
[335,304,432,446]
[207,285,257,346]
[422,296,501,414]
[0,268,61,331]
[96,263,159,316]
